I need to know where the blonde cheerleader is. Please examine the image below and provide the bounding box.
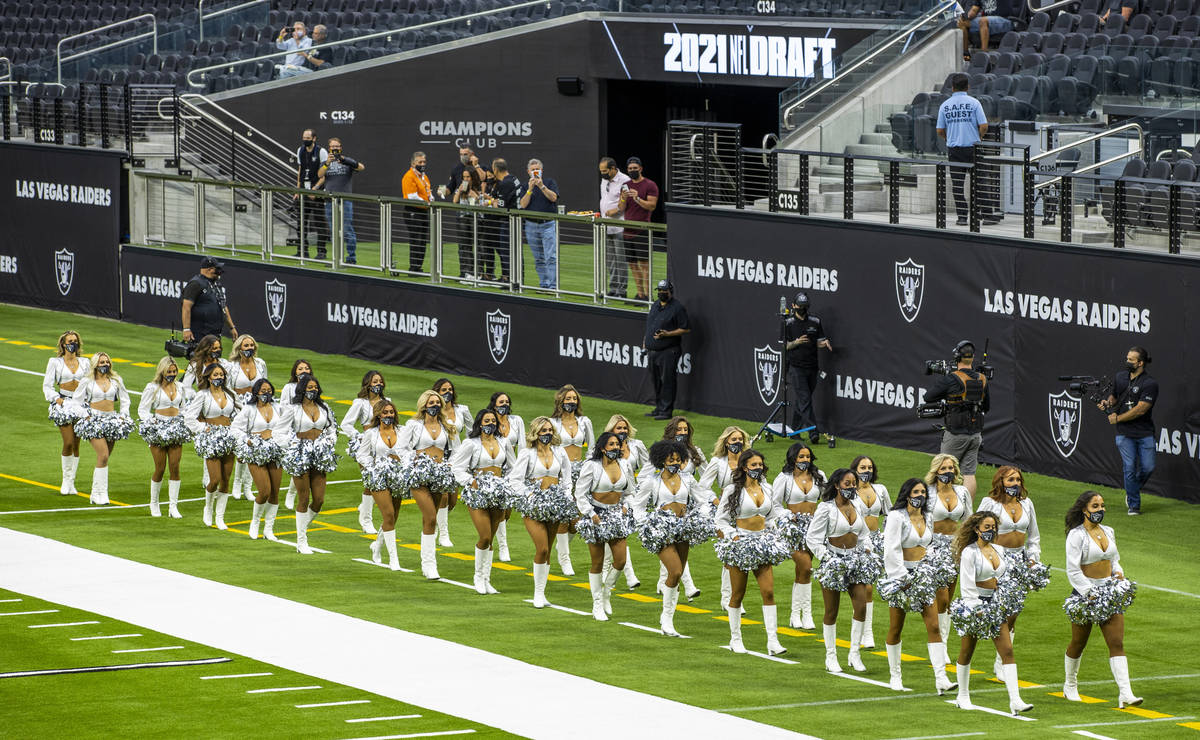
[42,330,90,496]
[72,353,133,505]
[137,357,190,517]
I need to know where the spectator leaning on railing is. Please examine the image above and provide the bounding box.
[276,21,313,78]
[294,129,328,259]
[518,158,560,290]
[316,137,364,264]
[598,157,631,299]
[403,151,433,274]
[300,24,332,71]
[619,157,659,301]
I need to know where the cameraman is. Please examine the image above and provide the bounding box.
[182,256,237,342]
[784,291,832,444]
[1098,346,1157,516]
[924,340,989,495]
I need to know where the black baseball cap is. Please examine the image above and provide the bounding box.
[627,156,643,167]
[793,291,810,306]
[656,279,673,291]
[200,256,224,269]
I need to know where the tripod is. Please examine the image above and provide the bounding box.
[752,306,815,445]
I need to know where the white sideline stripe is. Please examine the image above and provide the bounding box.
[1055,716,1195,729]
[943,699,1036,721]
[619,621,692,638]
[522,599,590,616]
[436,578,476,590]
[0,527,815,740]
[29,621,100,628]
[352,558,415,574]
[71,633,142,641]
[112,646,185,654]
[1049,566,1200,599]
[718,646,798,665]
[200,672,274,680]
[0,609,59,616]
[345,715,423,723]
[0,497,206,516]
[338,731,475,740]
[247,685,322,694]
[326,478,365,486]
[0,598,21,602]
[274,539,333,554]
[0,657,229,678]
[831,670,902,690]
[1073,731,1118,740]
[881,733,986,740]
[0,363,142,394]
[296,700,372,708]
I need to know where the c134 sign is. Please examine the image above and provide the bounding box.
[663,32,837,78]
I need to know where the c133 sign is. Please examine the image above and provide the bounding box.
[663,31,836,78]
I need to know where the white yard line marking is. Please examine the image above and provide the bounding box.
[337,731,476,740]
[619,622,692,638]
[943,699,1035,722]
[0,497,205,516]
[247,685,323,694]
[112,646,185,654]
[345,715,423,724]
[881,733,986,740]
[296,700,372,708]
[71,633,142,641]
[273,539,332,554]
[1048,566,1200,600]
[436,578,476,590]
[522,599,590,616]
[718,646,798,665]
[0,609,58,616]
[352,558,415,574]
[0,657,230,678]
[0,363,141,395]
[832,671,903,690]
[1073,731,1118,740]
[1056,716,1195,729]
[0,598,21,602]
[28,621,100,628]
[199,672,274,680]
[326,479,365,486]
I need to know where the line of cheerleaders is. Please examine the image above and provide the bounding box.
[43,330,1143,713]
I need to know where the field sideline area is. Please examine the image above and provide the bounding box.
[1,301,1198,740]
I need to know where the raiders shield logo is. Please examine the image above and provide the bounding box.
[1048,390,1082,459]
[486,309,511,364]
[54,248,75,296]
[753,344,782,406]
[264,279,287,330]
[894,258,925,323]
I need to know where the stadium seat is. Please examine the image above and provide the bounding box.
[1057,54,1100,113]
[1127,13,1152,39]
[1150,35,1190,94]
[1130,158,1174,225]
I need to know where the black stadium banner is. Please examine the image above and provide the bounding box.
[0,142,124,317]
[666,204,1199,505]
[120,246,692,407]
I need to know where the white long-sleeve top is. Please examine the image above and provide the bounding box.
[444,402,471,440]
[772,469,826,506]
[137,381,186,419]
[882,509,934,581]
[73,377,131,415]
[859,483,892,518]
[280,381,298,405]
[622,438,650,477]
[182,358,233,392]
[552,415,594,450]
[398,417,456,455]
[284,402,337,440]
[805,499,871,559]
[976,496,1042,561]
[698,457,736,493]
[931,485,973,524]
[716,484,785,538]
[226,357,267,392]
[1065,525,1123,596]
[634,471,714,520]
[497,414,527,452]
[958,542,1009,606]
[573,458,633,517]
[354,426,409,468]
[43,356,91,402]
[340,396,389,437]
[679,446,707,477]
[184,389,240,433]
[231,402,289,444]
[449,436,516,487]
[507,446,571,483]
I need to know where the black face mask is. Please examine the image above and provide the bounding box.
[909,496,927,509]
[64,342,79,354]
[857,471,872,483]
[414,163,426,173]
[675,435,688,444]
[241,348,254,358]
[979,529,996,543]
[303,139,314,148]
[304,390,319,401]
[381,416,396,426]
[538,433,553,445]
[601,171,612,180]
[98,366,110,375]
[796,460,811,471]
[496,405,510,416]
[440,392,454,404]
[164,374,177,384]
[369,384,383,395]
[481,424,498,436]
[727,442,743,454]
[657,291,671,302]
[746,469,764,480]
[665,464,681,474]
[426,405,441,417]
[604,448,621,460]
[1087,510,1105,524]
[562,402,577,414]
[841,487,857,499]
[1004,485,1022,498]
[210,377,224,387]
[258,393,273,404]
[1126,362,1138,372]
[211,351,222,359]
[615,431,628,442]
[629,169,642,179]
[937,472,954,484]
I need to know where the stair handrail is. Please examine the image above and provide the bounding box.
[57,13,158,84]
[1031,122,1144,191]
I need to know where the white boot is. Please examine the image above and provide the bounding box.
[938,612,951,643]
[214,492,230,530]
[555,532,575,576]
[473,547,488,594]
[623,551,640,588]
[295,509,314,555]
[90,467,108,505]
[359,493,377,535]
[483,548,498,594]
[262,503,278,540]
[823,623,842,673]
[1063,654,1082,701]
[284,478,296,510]
[994,649,1005,678]
[420,533,440,579]
[1110,656,1143,708]
[727,607,746,653]
[862,602,876,649]
[60,455,74,495]
[248,501,264,539]
[681,563,700,600]
[589,573,608,621]
[887,642,905,690]
[848,619,868,672]
[789,582,805,629]
[202,486,215,526]
[495,520,511,562]
[241,462,255,499]
[930,642,957,695]
[602,566,619,615]
[382,530,400,571]
[955,662,974,709]
[231,462,246,500]
[68,456,81,494]
[656,562,667,595]
[1004,663,1034,714]
[149,480,162,517]
[436,507,453,547]
[720,567,732,610]
[532,562,550,608]
[202,464,211,491]
[369,531,382,564]
[763,605,786,655]
[660,585,681,636]
[167,479,182,519]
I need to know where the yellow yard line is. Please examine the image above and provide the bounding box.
[1048,691,1108,704]
[1118,707,1173,719]
[0,472,129,506]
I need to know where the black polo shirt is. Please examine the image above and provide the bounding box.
[644,297,689,351]
[182,274,226,335]
[785,314,828,369]
[1112,371,1157,438]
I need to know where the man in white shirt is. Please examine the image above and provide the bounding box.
[598,157,631,298]
[276,22,313,78]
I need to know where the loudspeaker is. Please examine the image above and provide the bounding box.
[556,76,584,96]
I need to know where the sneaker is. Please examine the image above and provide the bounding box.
[346,258,357,265]
[1127,509,1141,516]
[981,215,1003,226]
[956,217,968,226]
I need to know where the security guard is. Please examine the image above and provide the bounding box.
[936,74,997,226]
[784,292,833,443]
[925,340,989,495]
[1098,346,1157,515]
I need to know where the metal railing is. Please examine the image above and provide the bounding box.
[134,171,668,306]
[1026,0,1079,13]
[0,57,11,83]
[169,93,295,185]
[56,14,158,84]
[199,0,270,41]
[0,81,146,152]
[1031,122,1145,191]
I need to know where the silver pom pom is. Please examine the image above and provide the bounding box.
[281,435,340,476]
[878,559,940,612]
[680,504,717,546]
[360,458,404,494]
[998,549,1052,606]
[814,547,882,591]
[513,482,578,522]
[637,508,686,554]
[570,459,584,485]
[576,506,636,544]
[949,596,1008,639]
[346,431,362,461]
[460,472,518,509]
[928,534,959,590]
[397,453,456,496]
[869,529,886,571]
[236,437,285,466]
[193,425,238,459]
[138,416,192,447]
[48,401,84,427]
[1063,578,1137,625]
[75,412,135,441]
[715,529,792,572]
[775,511,812,551]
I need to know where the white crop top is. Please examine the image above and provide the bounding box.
[43,356,92,401]
[340,396,389,437]
[443,403,471,440]
[231,402,288,441]
[699,458,736,493]
[182,358,233,391]
[498,414,526,452]
[450,437,516,486]
[354,426,408,468]
[401,418,454,453]
[73,377,131,415]
[772,469,826,506]
[226,357,267,391]
[280,382,298,405]
[959,543,1009,605]
[1065,525,1123,596]
[805,499,871,559]
[184,389,240,433]
[138,382,186,419]
[508,446,571,483]
[572,458,632,516]
[931,484,973,523]
[859,483,891,517]
[287,403,336,435]
[552,415,594,449]
[882,509,934,581]
[715,483,785,537]
[977,497,1042,560]
[621,438,650,476]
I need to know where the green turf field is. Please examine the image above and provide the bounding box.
[1,301,1198,739]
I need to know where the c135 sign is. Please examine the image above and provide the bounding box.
[663,31,837,78]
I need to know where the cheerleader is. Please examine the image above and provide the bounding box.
[603,414,648,590]
[806,468,881,673]
[700,426,748,609]
[42,330,90,496]
[489,391,526,563]
[949,511,1033,715]
[225,334,267,501]
[851,454,891,649]
[1062,491,1141,707]
[976,466,1044,677]
[660,416,706,477]
[451,408,518,595]
[182,335,230,494]
[772,442,825,630]
[398,390,458,580]
[355,401,408,571]
[714,449,790,656]
[633,440,715,637]
[137,357,189,518]
[573,432,635,622]
[184,363,240,528]
[341,370,389,535]
[507,416,574,608]
[925,454,973,641]
[880,479,956,694]
[72,353,134,506]
[232,378,289,540]
[279,359,313,510]
[550,384,594,577]
[281,373,339,555]
[432,378,470,548]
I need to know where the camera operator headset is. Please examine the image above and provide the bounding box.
[923,340,989,496]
